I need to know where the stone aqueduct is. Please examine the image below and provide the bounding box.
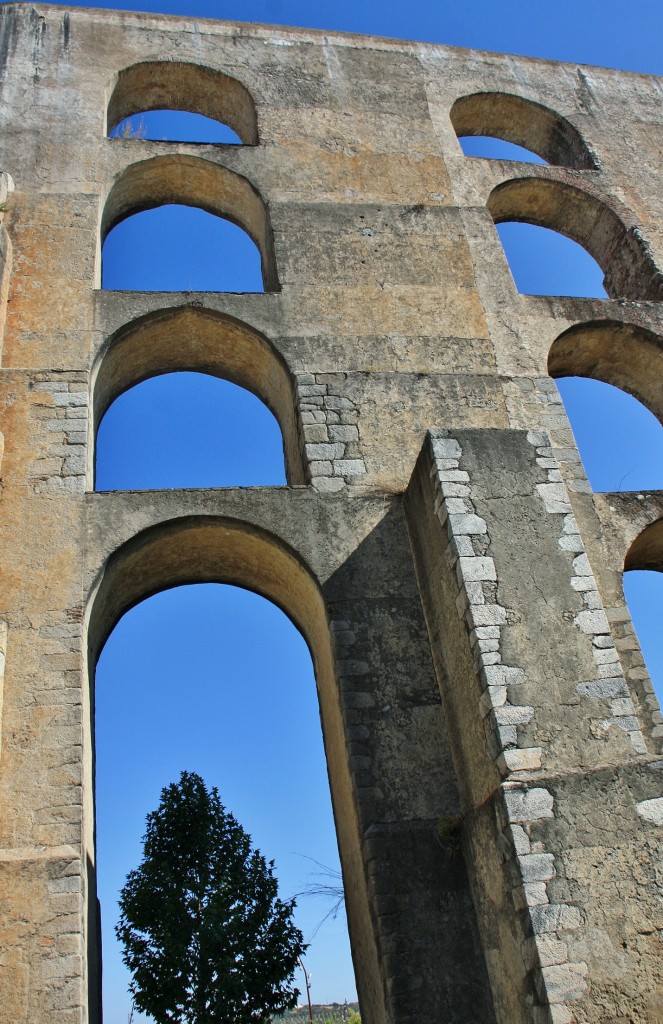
[0,4,661,1022]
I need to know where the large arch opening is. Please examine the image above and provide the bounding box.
[100,156,278,291]
[96,582,355,1023]
[450,92,597,168]
[91,306,305,487]
[85,517,384,1024]
[106,60,258,144]
[487,177,663,300]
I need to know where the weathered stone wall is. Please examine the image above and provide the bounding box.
[0,4,661,1022]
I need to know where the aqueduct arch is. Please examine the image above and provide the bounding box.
[88,516,332,661]
[487,176,663,299]
[91,306,305,485]
[626,517,663,573]
[101,155,279,290]
[548,319,663,422]
[0,5,662,1024]
[106,59,259,143]
[86,514,386,1022]
[449,91,597,168]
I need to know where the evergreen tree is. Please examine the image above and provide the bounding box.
[116,771,305,1024]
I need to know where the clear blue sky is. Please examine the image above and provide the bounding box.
[39,1,663,1020]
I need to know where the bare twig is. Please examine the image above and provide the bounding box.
[293,856,346,938]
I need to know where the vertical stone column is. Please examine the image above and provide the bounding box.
[407,429,663,1024]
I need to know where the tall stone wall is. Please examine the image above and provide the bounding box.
[0,4,661,1022]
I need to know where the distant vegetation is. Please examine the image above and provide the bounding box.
[277,1002,360,1023]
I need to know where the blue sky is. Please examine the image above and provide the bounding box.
[39,1,663,1020]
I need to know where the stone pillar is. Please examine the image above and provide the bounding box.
[407,429,663,1024]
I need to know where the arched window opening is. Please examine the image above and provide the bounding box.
[102,205,263,292]
[496,222,607,297]
[487,178,663,300]
[549,320,663,424]
[553,354,663,720]
[450,92,596,169]
[92,307,305,487]
[101,156,279,291]
[87,517,380,1024]
[95,372,287,491]
[555,377,663,493]
[110,110,243,144]
[96,582,357,1024]
[107,60,258,145]
[458,136,546,164]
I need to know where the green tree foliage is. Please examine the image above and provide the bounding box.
[116,771,306,1024]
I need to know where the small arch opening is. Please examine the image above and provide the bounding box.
[101,155,279,292]
[110,110,243,144]
[624,525,663,707]
[625,518,663,575]
[552,335,663,711]
[102,205,264,292]
[458,136,546,164]
[107,60,258,145]
[96,582,357,1022]
[549,320,663,424]
[92,307,305,487]
[450,92,596,168]
[95,372,287,491]
[487,177,663,300]
[623,571,663,705]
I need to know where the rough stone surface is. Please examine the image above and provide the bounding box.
[0,5,661,1024]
